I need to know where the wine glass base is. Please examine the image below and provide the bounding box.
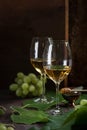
[34,96,54,104]
[34,97,47,103]
[49,107,62,116]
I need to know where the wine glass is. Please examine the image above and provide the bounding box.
[43,40,72,115]
[30,37,53,103]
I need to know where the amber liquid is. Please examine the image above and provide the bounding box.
[31,58,44,75]
[44,65,71,83]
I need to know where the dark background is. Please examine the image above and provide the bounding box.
[0,0,87,89]
[0,0,65,88]
[69,0,87,87]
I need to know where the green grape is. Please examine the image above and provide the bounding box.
[7,127,14,130]
[17,72,24,79]
[0,123,7,130]
[40,75,47,84]
[80,99,87,106]
[21,83,29,90]
[36,80,43,88]
[23,89,29,95]
[28,73,38,85]
[9,83,18,91]
[9,72,46,98]
[23,76,31,84]
[16,88,23,97]
[29,85,35,93]
[15,78,23,85]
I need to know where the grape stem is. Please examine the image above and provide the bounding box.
[21,104,30,109]
[2,123,15,128]
[0,106,6,111]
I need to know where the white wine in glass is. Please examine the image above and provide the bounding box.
[30,37,53,103]
[43,40,72,115]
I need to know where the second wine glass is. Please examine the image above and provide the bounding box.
[43,40,72,115]
[30,37,53,103]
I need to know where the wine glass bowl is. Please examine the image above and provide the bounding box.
[43,40,72,115]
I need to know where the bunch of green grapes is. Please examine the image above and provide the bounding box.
[0,123,14,130]
[9,72,46,98]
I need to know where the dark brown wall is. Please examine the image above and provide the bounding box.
[69,0,87,87]
[0,0,65,88]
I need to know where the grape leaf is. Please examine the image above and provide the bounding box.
[10,106,49,124]
[62,102,87,127]
[23,99,56,111]
[62,109,76,126]
[44,110,73,130]
[27,110,73,130]
[23,93,65,111]
[11,94,87,130]
[75,94,87,104]
[74,105,87,125]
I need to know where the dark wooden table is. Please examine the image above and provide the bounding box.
[0,89,43,130]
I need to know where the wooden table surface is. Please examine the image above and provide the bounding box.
[0,89,43,130]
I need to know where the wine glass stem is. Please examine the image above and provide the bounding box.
[55,82,60,110]
[41,73,46,100]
